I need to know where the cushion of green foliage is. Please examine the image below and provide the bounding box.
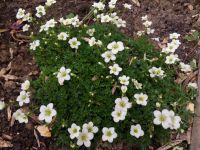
[31,23,192,149]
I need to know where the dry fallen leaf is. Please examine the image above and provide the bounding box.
[186,102,194,113]
[0,138,13,148]
[131,0,140,7]
[34,129,41,148]
[156,140,183,150]
[36,125,51,137]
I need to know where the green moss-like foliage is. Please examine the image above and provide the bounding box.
[31,23,193,149]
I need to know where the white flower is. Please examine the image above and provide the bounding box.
[115,97,132,111]
[22,13,32,22]
[146,28,155,34]
[16,8,25,19]
[16,91,30,106]
[171,39,181,46]
[88,37,96,47]
[137,31,145,36]
[141,15,148,21]
[143,20,152,28]
[38,103,57,123]
[153,109,171,129]
[22,24,30,32]
[173,146,183,150]
[13,109,28,123]
[123,3,132,9]
[68,123,81,139]
[114,18,126,28]
[21,80,30,91]
[0,101,5,110]
[92,2,105,11]
[121,85,127,93]
[130,124,144,138]
[179,62,192,72]
[169,111,181,130]
[45,0,56,6]
[102,127,117,143]
[169,33,180,39]
[101,51,116,63]
[111,109,127,122]
[134,93,148,106]
[132,79,142,89]
[82,122,98,134]
[77,130,94,147]
[36,5,46,18]
[107,41,124,54]
[119,75,130,86]
[86,28,95,36]
[165,54,179,64]
[39,19,57,32]
[101,14,111,23]
[56,67,71,85]
[57,32,69,40]
[188,82,198,89]
[156,102,161,108]
[68,37,81,49]
[149,67,165,78]
[30,40,40,50]
[109,64,122,76]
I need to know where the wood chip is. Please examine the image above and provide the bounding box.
[0,137,13,148]
[7,106,12,121]
[156,139,183,150]
[35,125,51,138]
[34,129,41,148]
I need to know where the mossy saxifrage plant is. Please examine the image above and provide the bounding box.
[6,0,198,149]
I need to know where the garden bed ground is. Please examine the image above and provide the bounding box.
[0,0,200,149]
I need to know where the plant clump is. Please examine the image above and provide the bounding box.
[0,0,197,149]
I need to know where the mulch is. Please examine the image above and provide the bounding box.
[0,0,200,149]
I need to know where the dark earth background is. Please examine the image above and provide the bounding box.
[0,0,200,149]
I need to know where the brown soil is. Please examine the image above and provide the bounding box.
[0,0,200,149]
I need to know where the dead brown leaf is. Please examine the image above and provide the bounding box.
[175,73,188,84]
[36,125,52,138]
[112,82,117,95]
[186,102,195,113]
[0,62,12,76]
[131,0,140,7]
[2,74,18,81]
[0,138,13,148]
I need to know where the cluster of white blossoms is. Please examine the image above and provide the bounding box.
[85,37,102,47]
[30,40,40,50]
[16,8,32,22]
[68,122,98,147]
[55,66,71,85]
[40,19,57,32]
[14,80,31,123]
[38,103,57,123]
[17,1,56,32]
[148,67,165,78]
[57,32,69,40]
[111,97,132,122]
[137,15,154,36]
[16,80,30,106]
[153,109,181,130]
[162,33,181,54]
[59,15,82,27]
